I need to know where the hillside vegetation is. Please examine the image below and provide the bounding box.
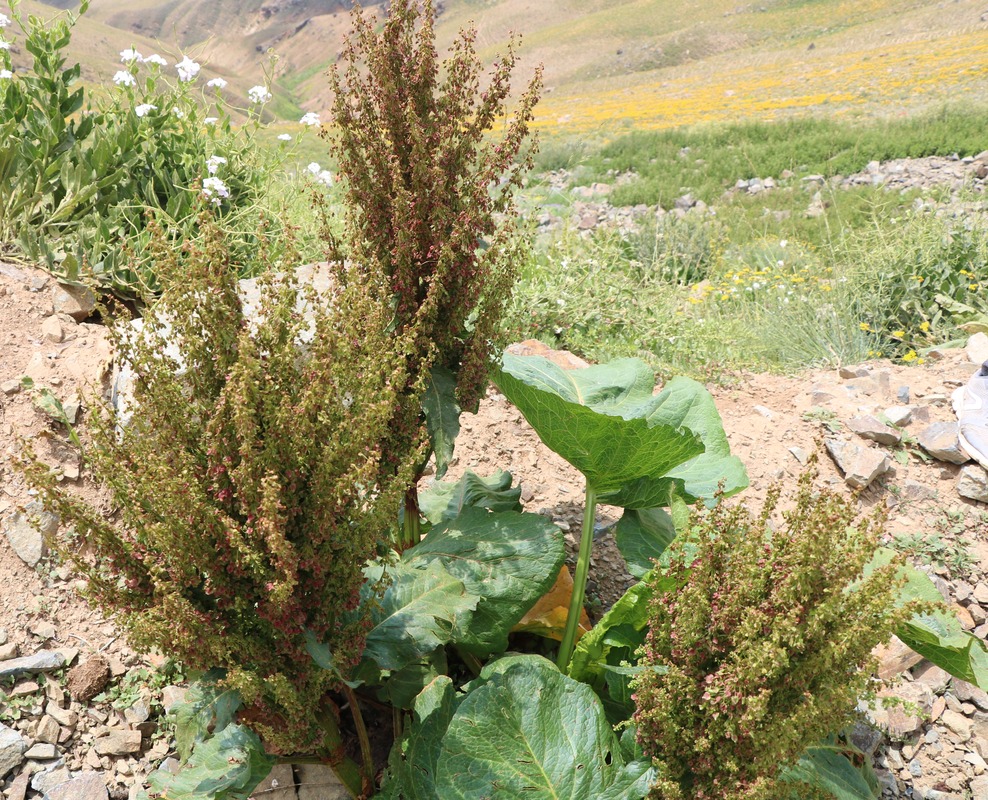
[22,0,988,127]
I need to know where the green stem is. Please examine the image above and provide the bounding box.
[557,483,597,672]
[401,486,421,550]
[314,703,366,798]
[342,684,375,791]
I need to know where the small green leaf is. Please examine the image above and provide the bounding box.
[616,506,677,579]
[418,470,522,526]
[422,366,460,480]
[404,507,565,655]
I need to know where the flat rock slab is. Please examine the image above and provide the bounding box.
[825,437,891,489]
[2,501,58,568]
[966,332,988,366]
[93,729,142,756]
[917,422,969,465]
[48,773,108,800]
[847,415,902,445]
[52,283,96,322]
[0,650,65,679]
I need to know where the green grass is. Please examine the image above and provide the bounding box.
[536,106,988,207]
[512,108,988,379]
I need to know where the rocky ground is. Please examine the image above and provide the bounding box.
[2,155,988,799]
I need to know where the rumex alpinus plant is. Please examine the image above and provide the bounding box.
[24,213,429,761]
[632,466,922,800]
[325,0,542,546]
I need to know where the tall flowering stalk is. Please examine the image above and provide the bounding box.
[325,0,542,546]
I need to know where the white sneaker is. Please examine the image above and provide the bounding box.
[952,361,988,469]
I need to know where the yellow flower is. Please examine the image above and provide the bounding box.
[891,330,905,338]
[859,322,872,332]
[919,321,930,332]
[903,350,918,362]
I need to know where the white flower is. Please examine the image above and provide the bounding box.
[316,170,333,187]
[143,53,167,67]
[277,133,292,141]
[0,68,12,79]
[176,56,200,82]
[206,155,227,175]
[172,106,184,118]
[206,77,227,89]
[202,176,230,205]
[248,85,272,104]
[204,116,218,125]
[134,103,156,117]
[0,13,9,28]
[307,162,322,176]
[113,70,136,87]
[120,48,142,63]
[299,111,320,127]
[0,41,10,51]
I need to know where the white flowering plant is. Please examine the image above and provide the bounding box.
[0,0,317,295]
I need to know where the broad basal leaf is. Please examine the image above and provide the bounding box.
[494,353,747,508]
[434,655,650,800]
[780,744,878,800]
[418,470,522,526]
[143,723,275,800]
[616,507,677,579]
[866,548,988,687]
[422,366,460,479]
[171,672,241,762]
[380,676,461,800]
[512,565,592,641]
[363,560,478,673]
[404,507,565,655]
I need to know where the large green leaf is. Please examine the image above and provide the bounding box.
[404,507,565,655]
[866,548,988,687]
[434,655,651,800]
[418,470,522,526]
[171,673,242,762]
[143,723,275,800]
[380,676,461,800]
[494,354,747,508]
[364,560,478,673]
[422,366,460,480]
[615,507,677,579]
[780,744,878,800]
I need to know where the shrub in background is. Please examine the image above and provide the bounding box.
[633,468,920,800]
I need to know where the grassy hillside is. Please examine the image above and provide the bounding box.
[21,0,988,129]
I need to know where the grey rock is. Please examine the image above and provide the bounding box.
[160,685,188,713]
[897,386,910,403]
[52,283,96,321]
[673,193,695,210]
[916,422,969,464]
[32,765,71,796]
[913,662,951,694]
[296,764,352,800]
[953,679,988,710]
[788,446,809,466]
[847,415,901,445]
[2,500,58,567]
[1,379,20,395]
[24,742,57,759]
[0,650,65,679]
[958,465,988,503]
[0,722,26,779]
[825,437,891,489]
[253,764,297,800]
[94,729,142,756]
[849,721,883,756]
[901,480,936,502]
[48,772,110,800]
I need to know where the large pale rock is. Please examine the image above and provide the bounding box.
[952,679,988,711]
[52,283,96,321]
[48,772,108,800]
[917,422,969,464]
[0,723,26,779]
[94,729,142,756]
[958,466,988,503]
[940,708,972,742]
[2,501,58,568]
[966,332,988,366]
[875,635,924,680]
[295,764,352,800]
[825,437,891,489]
[868,682,933,738]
